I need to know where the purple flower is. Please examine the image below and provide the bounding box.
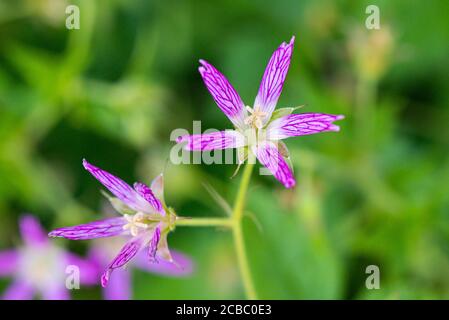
[88,238,193,299]
[177,37,344,188]
[0,215,98,300]
[49,160,190,287]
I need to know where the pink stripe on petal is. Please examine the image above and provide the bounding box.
[19,215,48,246]
[176,130,246,151]
[0,250,19,277]
[133,183,164,215]
[267,113,344,140]
[199,60,247,129]
[255,142,296,188]
[254,36,295,122]
[101,236,144,287]
[83,159,151,212]
[48,217,126,240]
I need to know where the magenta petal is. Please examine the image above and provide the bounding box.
[19,215,48,246]
[267,113,344,140]
[199,60,247,129]
[134,250,194,277]
[176,130,246,151]
[0,250,19,277]
[3,279,35,300]
[63,252,101,285]
[255,142,296,188]
[101,236,144,287]
[148,226,161,262]
[41,285,70,300]
[254,36,295,121]
[49,217,126,240]
[83,159,151,212]
[133,183,164,215]
[103,268,131,300]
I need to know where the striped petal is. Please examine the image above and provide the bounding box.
[267,113,344,140]
[48,217,126,240]
[199,60,247,129]
[101,236,144,287]
[254,36,295,122]
[148,226,161,262]
[134,183,165,215]
[83,159,152,213]
[254,141,296,188]
[176,130,246,151]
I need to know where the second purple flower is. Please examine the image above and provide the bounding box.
[49,160,187,287]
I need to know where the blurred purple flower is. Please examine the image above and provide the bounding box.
[89,238,193,300]
[49,160,192,288]
[0,215,97,300]
[177,36,344,188]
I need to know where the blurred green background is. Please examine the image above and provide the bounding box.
[1,0,449,299]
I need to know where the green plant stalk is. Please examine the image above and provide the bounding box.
[231,162,256,299]
[176,162,257,299]
[176,217,232,227]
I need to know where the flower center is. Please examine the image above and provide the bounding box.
[244,106,268,129]
[18,245,65,290]
[123,212,149,237]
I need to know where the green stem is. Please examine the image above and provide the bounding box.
[176,161,257,300]
[175,217,232,227]
[232,162,257,300]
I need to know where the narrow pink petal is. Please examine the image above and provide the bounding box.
[134,250,194,277]
[255,141,296,188]
[133,183,165,215]
[101,236,144,287]
[63,252,101,285]
[176,130,246,151]
[254,36,295,122]
[3,279,35,300]
[267,113,344,140]
[199,60,247,129]
[103,268,131,300]
[41,285,70,300]
[148,226,161,262]
[0,250,19,277]
[19,215,48,246]
[48,217,126,240]
[83,159,151,212]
